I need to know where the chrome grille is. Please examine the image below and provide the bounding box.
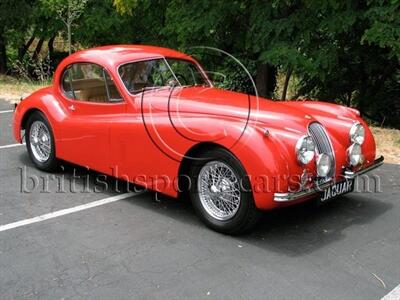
[308,122,335,178]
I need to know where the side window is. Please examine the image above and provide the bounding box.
[166,59,206,86]
[104,71,123,102]
[61,63,123,103]
[61,68,75,99]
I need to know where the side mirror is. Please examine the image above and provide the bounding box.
[167,79,178,87]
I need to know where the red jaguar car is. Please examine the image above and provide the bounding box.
[13,45,384,234]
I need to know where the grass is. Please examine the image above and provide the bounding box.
[371,127,400,164]
[1,74,399,164]
[0,74,50,103]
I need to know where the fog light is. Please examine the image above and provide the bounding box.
[347,143,364,166]
[316,153,331,177]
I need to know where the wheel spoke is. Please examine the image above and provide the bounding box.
[197,161,241,221]
[29,121,51,163]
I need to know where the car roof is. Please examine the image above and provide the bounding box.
[66,45,195,68]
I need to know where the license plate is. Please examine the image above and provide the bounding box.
[319,179,354,202]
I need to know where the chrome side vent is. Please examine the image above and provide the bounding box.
[308,122,335,178]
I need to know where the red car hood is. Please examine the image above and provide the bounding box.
[145,86,360,141]
[155,86,342,132]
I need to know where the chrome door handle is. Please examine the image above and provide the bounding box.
[68,105,75,111]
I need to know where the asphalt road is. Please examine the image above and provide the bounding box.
[0,99,399,299]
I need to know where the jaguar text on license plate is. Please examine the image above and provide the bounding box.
[320,180,354,202]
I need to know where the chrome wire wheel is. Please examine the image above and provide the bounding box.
[29,120,52,163]
[197,161,241,221]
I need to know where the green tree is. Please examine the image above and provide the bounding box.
[75,0,138,46]
[3,0,398,127]
[0,0,35,73]
[362,0,400,59]
[41,0,89,54]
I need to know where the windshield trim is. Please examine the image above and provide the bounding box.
[117,56,212,96]
[162,57,181,86]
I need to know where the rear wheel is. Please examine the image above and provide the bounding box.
[188,148,261,234]
[26,111,58,171]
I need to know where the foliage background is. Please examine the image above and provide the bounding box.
[0,0,399,128]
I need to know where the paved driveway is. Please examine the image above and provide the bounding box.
[0,99,399,299]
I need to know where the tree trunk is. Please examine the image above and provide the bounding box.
[0,30,7,74]
[32,38,44,61]
[281,67,292,101]
[18,35,35,61]
[67,23,72,55]
[67,0,72,55]
[346,92,352,107]
[48,36,55,59]
[358,62,394,117]
[255,63,277,99]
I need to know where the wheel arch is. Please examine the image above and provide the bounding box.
[177,142,235,199]
[14,108,47,143]
[21,108,44,130]
[176,126,294,209]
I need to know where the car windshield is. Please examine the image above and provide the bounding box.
[118,58,209,94]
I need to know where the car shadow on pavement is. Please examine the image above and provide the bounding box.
[17,151,395,257]
[242,194,392,256]
[124,191,393,257]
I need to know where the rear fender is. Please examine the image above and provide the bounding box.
[13,88,67,145]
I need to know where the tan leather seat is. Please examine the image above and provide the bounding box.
[81,87,108,102]
[72,79,109,102]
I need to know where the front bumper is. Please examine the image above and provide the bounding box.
[274,156,384,202]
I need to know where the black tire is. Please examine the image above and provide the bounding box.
[26,111,59,172]
[188,148,261,234]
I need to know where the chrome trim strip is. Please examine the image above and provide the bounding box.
[274,180,334,202]
[273,156,384,202]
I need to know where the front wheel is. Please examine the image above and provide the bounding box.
[188,148,261,234]
[26,111,59,171]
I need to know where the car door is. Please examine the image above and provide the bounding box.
[58,62,126,173]
[109,58,182,193]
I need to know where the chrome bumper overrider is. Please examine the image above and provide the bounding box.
[273,156,384,202]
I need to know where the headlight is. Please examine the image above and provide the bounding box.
[295,136,315,165]
[316,153,331,177]
[349,122,365,145]
[347,143,364,166]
